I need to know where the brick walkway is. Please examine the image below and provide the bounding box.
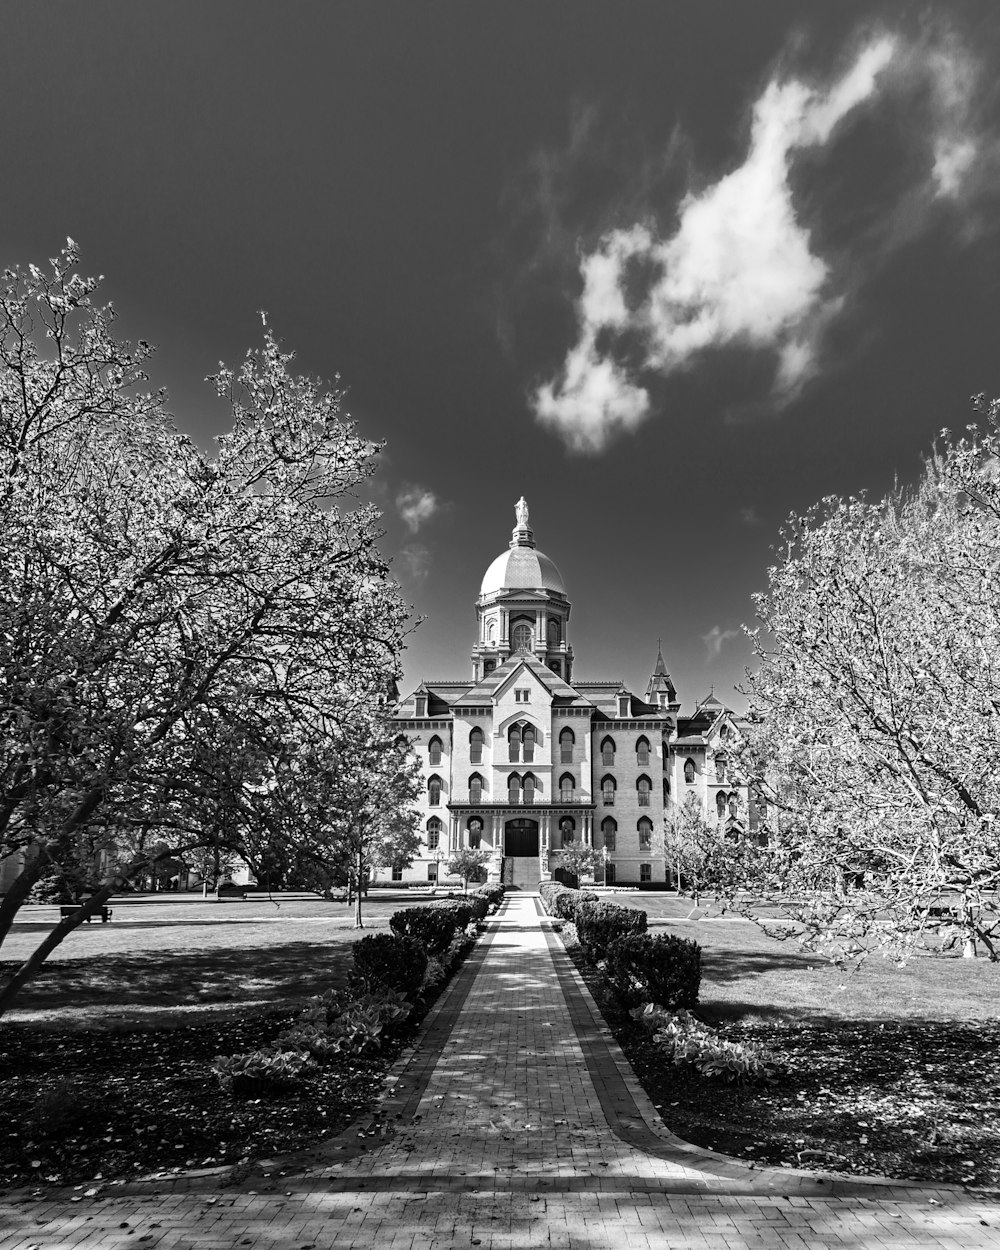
[3,894,1000,1248]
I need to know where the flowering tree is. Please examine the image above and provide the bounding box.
[553,841,599,886]
[446,846,493,893]
[663,794,746,906]
[0,244,411,1014]
[736,400,1000,962]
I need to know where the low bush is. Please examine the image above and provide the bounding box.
[350,932,427,999]
[465,894,489,923]
[632,1005,778,1083]
[390,902,465,954]
[474,883,505,910]
[574,900,647,965]
[212,1048,318,1095]
[604,933,701,1010]
[538,881,566,913]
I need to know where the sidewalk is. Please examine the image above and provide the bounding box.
[3,894,999,1248]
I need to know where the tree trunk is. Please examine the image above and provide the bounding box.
[353,847,364,929]
[0,885,116,1019]
[0,852,47,953]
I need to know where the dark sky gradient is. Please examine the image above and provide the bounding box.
[3,2,999,708]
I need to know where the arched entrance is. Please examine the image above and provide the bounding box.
[504,818,539,857]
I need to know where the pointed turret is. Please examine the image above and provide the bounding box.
[645,640,677,708]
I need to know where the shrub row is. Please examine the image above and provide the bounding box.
[472,882,506,910]
[390,900,475,954]
[603,932,701,1010]
[538,881,597,921]
[574,899,647,965]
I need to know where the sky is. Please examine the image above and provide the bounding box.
[3,1,1000,710]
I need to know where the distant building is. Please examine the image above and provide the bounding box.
[390,498,749,889]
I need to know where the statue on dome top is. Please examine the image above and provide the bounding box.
[515,496,529,527]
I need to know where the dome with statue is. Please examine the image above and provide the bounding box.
[479,496,566,598]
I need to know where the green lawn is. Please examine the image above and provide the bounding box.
[1,894,437,1025]
[611,893,1000,1023]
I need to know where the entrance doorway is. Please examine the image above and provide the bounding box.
[504,818,539,857]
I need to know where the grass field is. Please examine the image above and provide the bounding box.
[1,894,442,1024]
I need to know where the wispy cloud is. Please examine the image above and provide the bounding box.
[396,485,441,534]
[531,25,996,454]
[397,543,431,581]
[738,506,764,527]
[703,626,741,662]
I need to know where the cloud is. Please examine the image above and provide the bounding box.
[532,25,996,454]
[738,506,764,527]
[397,544,431,581]
[396,485,440,534]
[703,626,741,662]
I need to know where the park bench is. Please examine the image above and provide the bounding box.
[59,905,113,924]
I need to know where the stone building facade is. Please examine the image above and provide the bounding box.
[390,499,748,889]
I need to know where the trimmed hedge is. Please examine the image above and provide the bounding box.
[465,894,489,923]
[350,932,428,999]
[603,932,701,1010]
[574,900,648,965]
[389,899,473,954]
[473,883,505,910]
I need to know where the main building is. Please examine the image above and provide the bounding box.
[390,499,747,889]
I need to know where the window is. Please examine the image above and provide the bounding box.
[728,794,739,819]
[601,736,616,766]
[522,725,535,763]
[640,863,652,883]
[716,755,727,784]
[716,790,727,818]
[663,777,670,805]
[428,736,442,766]
[559,817,575,847]
[600,817,617,852]
[638,817,653,851]
[559,726,575,764]
[618,695,630,717]
[512,622,532,652]
[427,863,438,881]
[470,727,484,765]
[426,818,441,851]
[468,818,483,850]
[606,862,616,885]
[428,775,442,806]
[487,619,496,643]
[508,725,521,762]
[559,773,575,803]
[548,618,560,644]
[483,660,496,676]
[636,736,650,766]
[637,775,651,806]
[391,866,403,882]
[469,773,483,804]
[508,774,521,804]
[522,773,536,804]
[684,758,696,784]
[514,688,530,703]
[601,775,616,806]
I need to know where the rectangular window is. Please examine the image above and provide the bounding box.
[640,863,651,882]
[427,830,440,851]
[515,689,529,703]
[561,747,573,764]
[427,863,438,881]
[637,746,649,765]
[391,867,403,882]
[606,862,616,884]
[638,792,650,806]
[560,786,574,803]
[639,830,652,851]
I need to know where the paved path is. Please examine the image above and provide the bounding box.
[3,894,1000,1248]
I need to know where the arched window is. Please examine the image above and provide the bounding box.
[522,724,535,763]
[559,726,575,764]
[487,619,496,643]
[684,758,696,784]
[469,727,484,765]
[508,725,521,763]
[638,817,653,851]
[663,777,670,805]
[637,775,651,807]
[636,736,650,766]
[512,621,532,652]
[600,816,617,852]
[508,773,521,804]
[601,736,616,766]
[716,790,727,818]
[559,773,575,803]
[559,816,575,847]
[428,736,442,766]
[522,773,536,804]
[428,775,442,806]
[548,618,561,645]
[601,775,616,806]
[469,773,483,804]
[468,817,483,849]
[426,817,442,852]
[716,755,727,784]
[728,794,739,820]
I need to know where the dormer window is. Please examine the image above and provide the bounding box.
[415,692,427,718]
[618,694,630,717]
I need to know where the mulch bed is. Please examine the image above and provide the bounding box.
[573,949,1000,1189]
[0,1004,421,1190]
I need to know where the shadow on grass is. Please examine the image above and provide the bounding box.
[1,939,354,1012]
